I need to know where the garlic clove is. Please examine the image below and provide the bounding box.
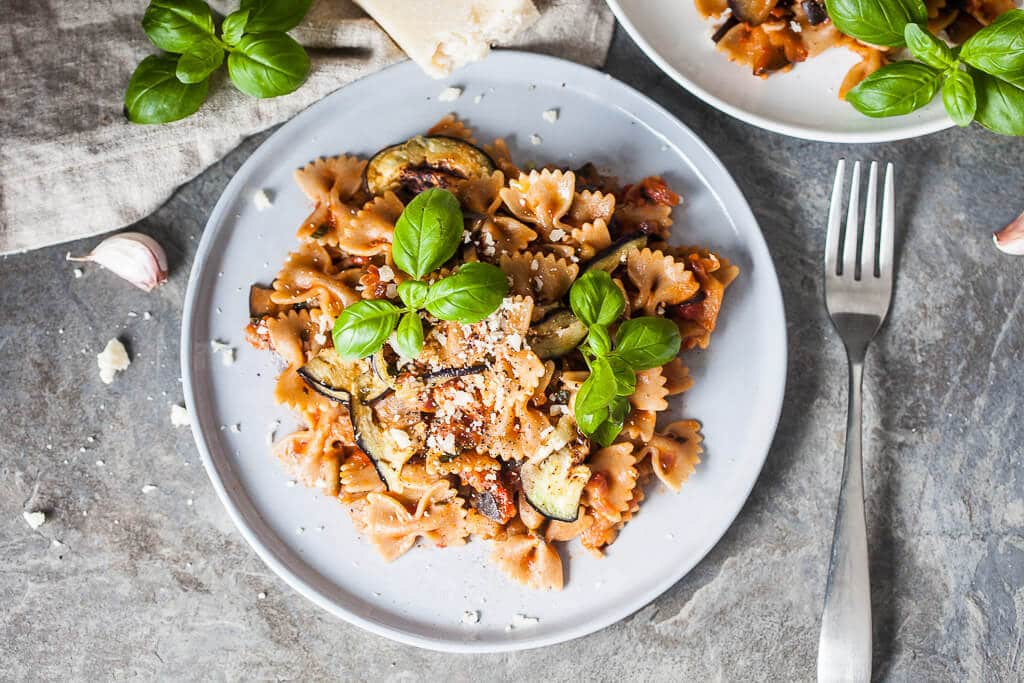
[67,232,168,291]
[994,210,1024,256]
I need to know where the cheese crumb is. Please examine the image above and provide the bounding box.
[142,311,152,320]
[141,484,157,494]
[542,109,559,123]
[377,265,395,282]
[210,340,236,366]
[170,404,189,427]
[266,419,280,445]
[473,93,484,104]
[73,268,83,278]
[790,20,802,32]
[461,610,480,624]
[529,134,542,146]
[438,86,463,102]
[548,228,566,242]
[97,338,130,384]
[229,423,241,433]
[389,428,412,449]
[23,510,46,529]
[257,591,267,600]
[253,189,273,211]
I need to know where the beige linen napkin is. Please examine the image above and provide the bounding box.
[0,0,613,255]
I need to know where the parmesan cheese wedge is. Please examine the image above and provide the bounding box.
[354,0,540,78]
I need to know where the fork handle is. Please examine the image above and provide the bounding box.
[817,358,872,683]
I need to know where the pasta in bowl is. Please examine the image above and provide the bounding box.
[244,116,738,590]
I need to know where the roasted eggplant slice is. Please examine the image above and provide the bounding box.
[297,349,391,404]
[526,310,588,360]
[728,0,776,25]
[365,135,495,196]
[370,350,398,391]
[297,351,355,404]
[350,393,405,491]
[582,233,648,274]
[422,365,487,384]
[520,448,590,522]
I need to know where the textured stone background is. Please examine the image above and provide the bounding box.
[2,28,1023,682]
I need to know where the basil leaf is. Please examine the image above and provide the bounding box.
[586,325,612,357]
[575,403,607,436]
[825,0,927,47]
[393,312,424,359]
[331,299,401,360]
[222,9,250,46]
[125,55,209,124]
[227,32,310,98]
[607,355,636,397]
[575,357,616,418]
[176,38,224,84]
[904,23,954,70]
[961,10,1024,89]
[845,62,942,117]
[142,0,216,53]
[240,0,314,32]
[424,262,509,324]
[569,270,626,328]
[587,396,629,447]
[612,317,681,370]
[973,70,1024,136]
[397,280,429,309]
[392,189,464,279]
[942,68,977,127]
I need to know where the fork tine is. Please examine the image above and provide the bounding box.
[860,162,879,279]
[825,159,846,277]
[878,163,895,282]
[842,161,861,277]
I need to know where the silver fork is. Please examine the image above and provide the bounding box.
[818,160,895,683]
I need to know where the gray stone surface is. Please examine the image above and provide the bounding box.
[2,28,1023,682]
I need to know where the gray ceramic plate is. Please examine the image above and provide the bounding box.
[181,51,787,652]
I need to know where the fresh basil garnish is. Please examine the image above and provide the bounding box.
[575,357,617,418]
[424,262,510,324]
[973,70,1024,136]
[825,0,927,47]
[332,299,402,360]
[222,9,251,46]
[127,0,314,124]
[240,0,315,33]
[569,269,626,328]
[142,0,216,53]
[397,280,430,310]
[606,355,637,397]
[393,312,425,359]
[392,188,465,280]
[942,69,978,127]
[176,39,224,84]
[567,272,681,444]
[845,62,942,117]
[612,317,682,370]
[960,10,1024,89]
[227,33,310,98]
[125,55,210,124]
[904,23,955,71]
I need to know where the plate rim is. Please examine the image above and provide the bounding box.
[606,0,954,143]
[180,50,788,653]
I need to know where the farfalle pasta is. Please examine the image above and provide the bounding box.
[245,117,737,589]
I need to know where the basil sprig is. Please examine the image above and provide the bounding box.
[569,270,681,447]
[842,8,1024,136]
[332,189,509,360]
[125,0,313,124]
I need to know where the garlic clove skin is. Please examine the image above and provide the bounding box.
[994,210,1024,256]
[67,232,168,291]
